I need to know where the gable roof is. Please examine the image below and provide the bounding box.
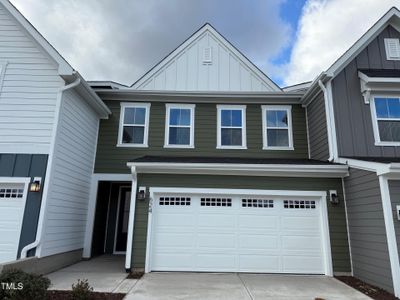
[131,23,281,92]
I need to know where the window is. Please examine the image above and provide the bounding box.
[262,105,293,150]
[118,103,150,147]
[200,197,232,207]
[371,97,400,144]
[283,200,316,209]
[217,105,246,149]
[164,104,195,148]
[242,199,274,208]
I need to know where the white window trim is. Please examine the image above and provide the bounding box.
[370,96,400,146]
[216,105,247,149]
[117,102,151,147]
[262,105,294,150]
[164,104,195,149]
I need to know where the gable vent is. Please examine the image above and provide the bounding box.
[384,38,400,60]
[203,47,212,64]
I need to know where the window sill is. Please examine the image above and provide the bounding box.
[163,145,195,149]
[263,146,294,151]
[374,141,400,146]
[216,146,248,150]
[116,143,148,148]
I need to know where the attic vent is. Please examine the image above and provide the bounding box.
[203,47,212,64]
[384,38,400,60]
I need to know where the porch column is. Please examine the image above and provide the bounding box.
[83,176,99,258]
[125,166,138,272]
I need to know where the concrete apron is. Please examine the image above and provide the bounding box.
[125,273,372,300]
[46,255,137,294]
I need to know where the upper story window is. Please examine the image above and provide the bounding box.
[262,105,293,150]
[164,104,195,148]
[118,102,150,147]
[371,97,400,145]
[217,105,247,149]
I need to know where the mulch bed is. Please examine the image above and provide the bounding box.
[47,290,125,300]
[335,276,399,300]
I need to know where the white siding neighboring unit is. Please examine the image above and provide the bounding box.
[0,4,63,154]
[40,89,99,256]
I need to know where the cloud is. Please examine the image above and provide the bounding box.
[284,0,399,86]
[10,0,292,86]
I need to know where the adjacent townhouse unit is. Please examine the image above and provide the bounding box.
[302,7,400,296]
[0,0,111,274]
[0,0,399,298]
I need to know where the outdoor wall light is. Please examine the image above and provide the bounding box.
[137,186,147,201]
[29,177,42,192]
[329,190,339,205]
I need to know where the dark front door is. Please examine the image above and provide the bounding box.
[114,187,131,253]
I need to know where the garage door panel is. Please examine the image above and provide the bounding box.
[198,213,236,227]
[283,256,324,273]
[153,233,195,248]
[238,235,279,250]
[197,233,236,249]
[150,192,326,274]
[239,255,280,272]
[238,215,278,229]
[195,254,236,270]
[282,235,322,251]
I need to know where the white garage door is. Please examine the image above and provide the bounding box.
[149,192,327,274]
[0,181,28,264]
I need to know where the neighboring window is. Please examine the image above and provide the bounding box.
[262,105,293,150]
[164,104,195,148]
[217,105,247,149]
[118,103,150,147]
[200,197,232,207]
[372,97,400,144]
[384,38,400,60]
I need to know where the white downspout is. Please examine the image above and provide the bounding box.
[318,80,335,161]
[20,77,81,258]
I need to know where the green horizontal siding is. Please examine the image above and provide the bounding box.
[131,174,351,273]
[95,101,309,173]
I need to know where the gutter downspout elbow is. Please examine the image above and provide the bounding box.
[318,80,334,162]
[20,77,81,259]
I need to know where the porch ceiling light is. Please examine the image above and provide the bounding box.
[29,177,42,193]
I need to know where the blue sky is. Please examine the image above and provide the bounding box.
[10,0,400,87]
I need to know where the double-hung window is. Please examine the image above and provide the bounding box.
[164,104,195,148]
[217,105,246,149]
[262,105,293,150]
[118,103,150,147]
[372,97,400,144]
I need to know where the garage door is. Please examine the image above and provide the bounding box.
[0,181,28,264]
[149,192,327,274]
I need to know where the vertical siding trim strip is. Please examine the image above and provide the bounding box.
[125,167,138,271]
[379,176,400,297]
[342,177,354,276]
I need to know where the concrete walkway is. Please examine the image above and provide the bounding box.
[126,272,371,300]
[46,255,137,293]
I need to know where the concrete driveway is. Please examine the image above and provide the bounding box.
[126,272,371,300]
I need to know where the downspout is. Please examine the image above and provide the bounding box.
[20,77,81,258]
[318,80,335,161]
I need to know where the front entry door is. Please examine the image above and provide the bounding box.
[114,187,131,253]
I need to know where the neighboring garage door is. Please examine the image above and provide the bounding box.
[0,179,29,264]
[149,191,328,274]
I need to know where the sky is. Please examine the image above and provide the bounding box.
[10,0,400,87]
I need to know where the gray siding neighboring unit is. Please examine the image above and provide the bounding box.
[332,25,400,158]
[344,168,393,293]
[0,154,48,258]
[306,90,329,160]
[388,180,400,262]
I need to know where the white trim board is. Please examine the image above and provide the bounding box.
[127,162,349,178]
[378,176,400,297]
[145,187,332,276]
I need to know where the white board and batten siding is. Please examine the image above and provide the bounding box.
[0,3,64,155]
[39,89,99,257]
[133,24,280,92]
